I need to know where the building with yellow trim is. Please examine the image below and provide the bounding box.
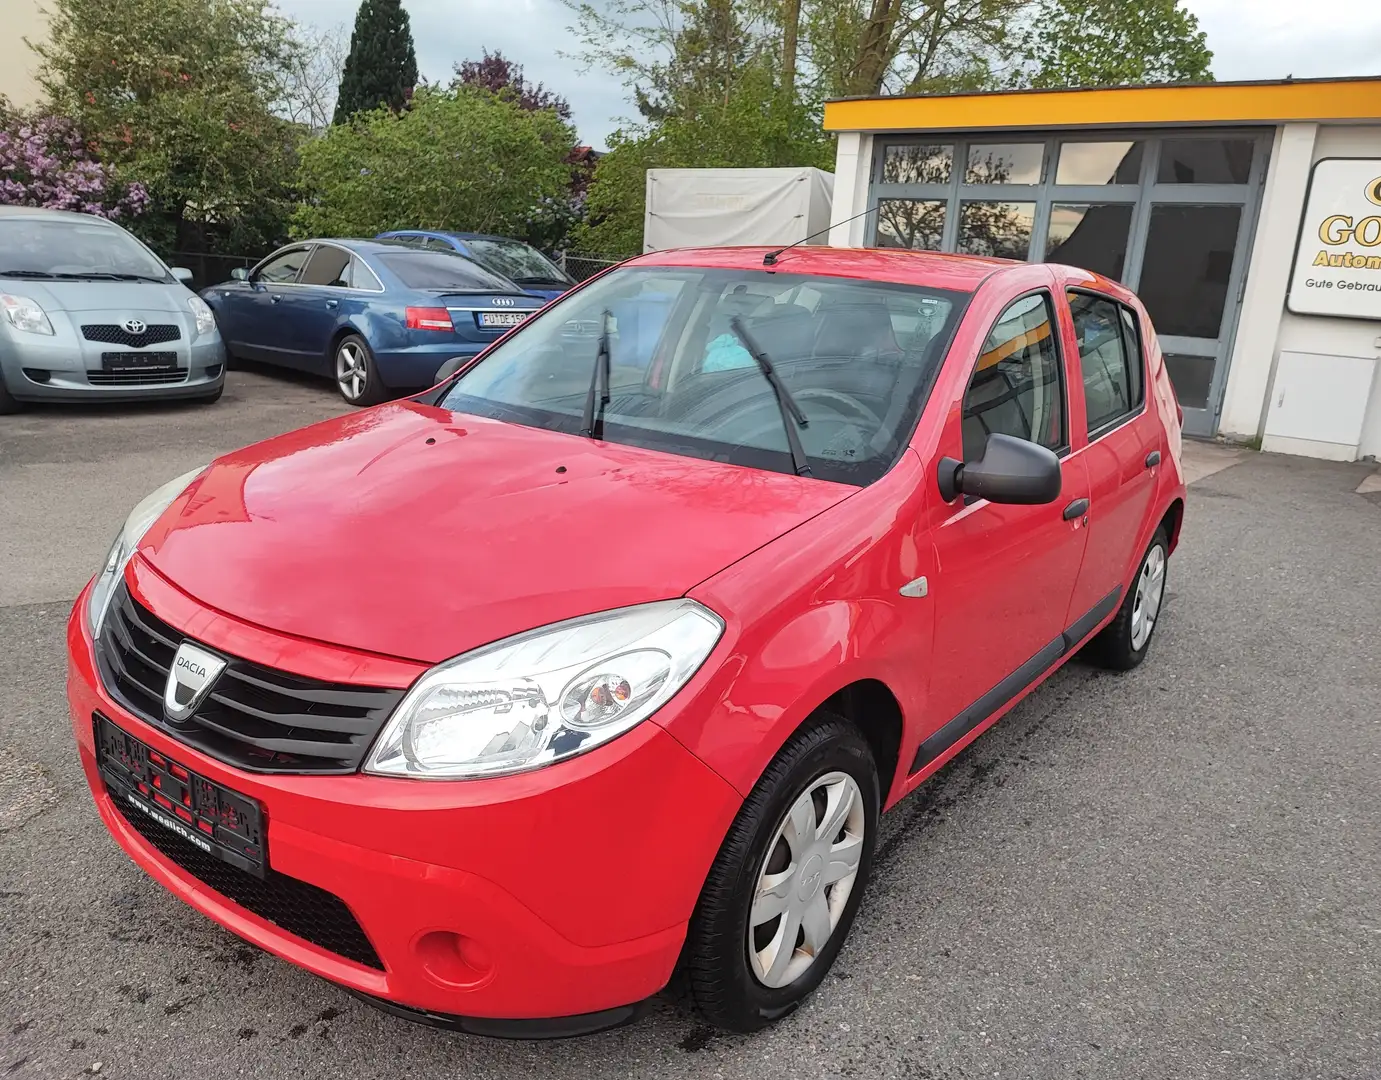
[824,77,1381,460]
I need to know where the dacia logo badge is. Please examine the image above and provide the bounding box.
[164,642,226,723]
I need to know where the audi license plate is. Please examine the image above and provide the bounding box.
[101,350,179,373]
[477,311,530,329]
[95,713,266,878]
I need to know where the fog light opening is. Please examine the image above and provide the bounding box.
[415,930,495,990]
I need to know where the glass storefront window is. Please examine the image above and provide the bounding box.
[1045,204,1134,281]
[1138,204,1243,337]
[965,144,1044,185]
[1055,141,1144,185]
[881,144,953,185]
[1157,139,1254,184]
[876,199,947,250]
[957,201,1035,260]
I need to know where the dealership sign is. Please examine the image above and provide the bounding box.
[1287,159,1381,320]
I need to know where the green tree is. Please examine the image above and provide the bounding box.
[333,0,418,123]
[295,86,575,238]
[1013,0,1212,88]
[33,0,303,254]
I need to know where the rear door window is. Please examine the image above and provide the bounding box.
[299,245,352,288]
[1068,291,1144,433]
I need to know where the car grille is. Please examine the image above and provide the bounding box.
[110,793,385,970]
[88,367,188,387]
[95,582,405,774]
[82,323,181,348]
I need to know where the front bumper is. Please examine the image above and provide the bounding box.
[3,333,225,402]
[67,574,741,1025]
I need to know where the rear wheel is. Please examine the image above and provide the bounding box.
[334,334,385,406]
[1086,526,1169,671]
[684,714,878,1032]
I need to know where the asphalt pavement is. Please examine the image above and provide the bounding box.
[2,368,1378,1080]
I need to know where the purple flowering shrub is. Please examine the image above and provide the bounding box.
[0,112,149,219]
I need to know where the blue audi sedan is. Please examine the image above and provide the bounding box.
[375,231,575,303]
[200,239,543,405]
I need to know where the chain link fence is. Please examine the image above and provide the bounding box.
[556,252,622,282]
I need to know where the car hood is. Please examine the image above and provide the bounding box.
[0,279,191,314]
[139,402,855,665]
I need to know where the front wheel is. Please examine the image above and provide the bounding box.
[683,715,879,1032]
[334,334,386,406]
[1086,526,1169,671]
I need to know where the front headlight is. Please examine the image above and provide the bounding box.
[187,295,217,338]
[364,600,724,780]
[86,467,206,635]
[0,293,55,335]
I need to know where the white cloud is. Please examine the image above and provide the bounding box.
[278,0,1381,149]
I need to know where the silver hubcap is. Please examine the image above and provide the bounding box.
[1131,543,1167,651]
[748,771,865,988]
[336,343,367,400]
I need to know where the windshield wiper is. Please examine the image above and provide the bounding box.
[52,272,165,282]
[0,269,59,279]
[728,316,812,477]
[580,309,613,440]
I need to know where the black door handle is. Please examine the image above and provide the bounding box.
[1063,498,1089,521]
[1145,450,1161,468]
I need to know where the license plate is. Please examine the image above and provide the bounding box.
[94,713,267,878]
[101,350,178,373]
[477,311,530,329]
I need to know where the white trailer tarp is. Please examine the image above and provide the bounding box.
[643,167,834,253]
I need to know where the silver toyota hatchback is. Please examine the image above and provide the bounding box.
[0,207,226,413]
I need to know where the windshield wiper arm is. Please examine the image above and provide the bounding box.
[0,269,59,278]
[727,316,812,477]
[53,272,164,282]
[580,309,613,440]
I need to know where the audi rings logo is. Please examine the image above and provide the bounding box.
[121,318,147,334]
[491,298,516,307]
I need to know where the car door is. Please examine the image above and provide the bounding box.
[1061,288,1160,628]
[916,279,1091,773]
[234,245,312,364]
[290,244,356,374]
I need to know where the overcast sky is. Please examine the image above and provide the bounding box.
[278,0,1381,151]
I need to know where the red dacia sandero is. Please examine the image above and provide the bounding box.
[68,247,1186,1036]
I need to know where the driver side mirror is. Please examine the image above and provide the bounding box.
[230,267,250,282]
[171,267,194,285]
[936,432,1062,505]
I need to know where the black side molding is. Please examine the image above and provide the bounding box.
[908,587,1122,775]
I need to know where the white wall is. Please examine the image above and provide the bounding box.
[828,132,874,247]
[0,0,47,108]
[1224,124,1381,459]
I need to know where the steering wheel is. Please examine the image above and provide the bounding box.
[717,388,884,461]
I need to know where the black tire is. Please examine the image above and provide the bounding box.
[684,714,879,1033]
[333,334,386,406]
[0,370,22,414]
[1085,526,1170,671]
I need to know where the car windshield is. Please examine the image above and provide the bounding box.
[377,250,517,293]
[441,265,968,485]
[466,238,572,286]
[0,219,170,281]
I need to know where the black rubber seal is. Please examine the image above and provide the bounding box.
[345,988,650,1039]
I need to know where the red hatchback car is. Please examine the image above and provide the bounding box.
[68,247,1185,1036]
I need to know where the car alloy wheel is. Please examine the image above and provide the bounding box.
[336,341,369,402]
[748,770,865,988]
[1130,542,1167,651]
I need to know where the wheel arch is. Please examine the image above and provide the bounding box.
[1159,497,1185,554]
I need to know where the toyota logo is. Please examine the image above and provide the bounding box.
[121,319,147,334]
[491,298,516,307]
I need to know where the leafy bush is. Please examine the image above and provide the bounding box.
[0,109,149,219]
[293,86,576,239]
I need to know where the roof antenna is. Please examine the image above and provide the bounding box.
[762,204,882,266]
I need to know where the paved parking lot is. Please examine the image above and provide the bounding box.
[2,369,1378,1079]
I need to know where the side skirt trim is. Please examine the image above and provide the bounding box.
[908,587,1121,775]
